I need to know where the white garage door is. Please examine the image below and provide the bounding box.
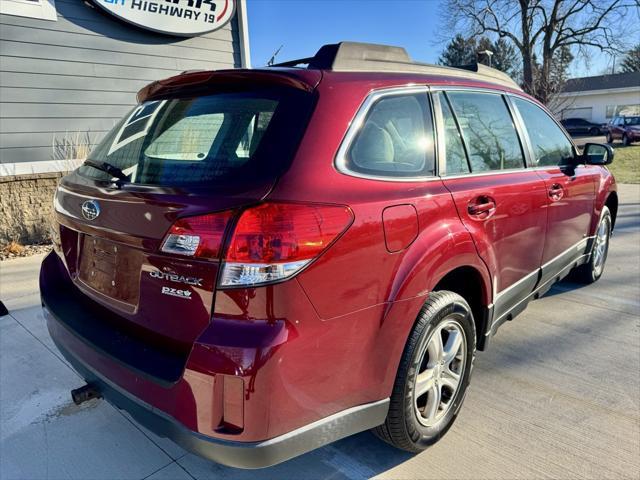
[562,107,593,121]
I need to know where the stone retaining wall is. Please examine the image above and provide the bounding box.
[0,173,66,245]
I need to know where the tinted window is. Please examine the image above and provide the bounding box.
[513,97,574,167]
[438,93,470,175]
[446,92,525,172]
[346,93,435,177]
[79,89,314,187]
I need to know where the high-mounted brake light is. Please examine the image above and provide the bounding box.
[220,203,353,287]
[161,211,233,259]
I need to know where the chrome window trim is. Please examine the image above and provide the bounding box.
[334,85,441,183]
[438,167,530,180]
[430,85,511,95]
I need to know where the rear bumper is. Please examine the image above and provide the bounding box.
[40,251,390,468]
[48,325,388,468]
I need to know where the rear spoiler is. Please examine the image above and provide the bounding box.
[137,70,321,103]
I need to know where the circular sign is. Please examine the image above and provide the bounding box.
[92,0,236,37]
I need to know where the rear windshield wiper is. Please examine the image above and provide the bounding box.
[83,159,128,181]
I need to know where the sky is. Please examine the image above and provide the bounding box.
[245,0,614,78]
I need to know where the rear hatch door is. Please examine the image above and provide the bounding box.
[53,72,318,347]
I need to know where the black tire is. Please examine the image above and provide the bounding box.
[573,206,612,284]
[606,133,613,144]
[589,127,599,136]
[623,134,631,146]
[374,291,476,452]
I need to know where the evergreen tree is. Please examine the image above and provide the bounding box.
[439,35,521,79]
[488,39,520,79]
[438,34,477,66]
[620,45,640,73]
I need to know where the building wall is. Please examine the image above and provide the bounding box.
[0,0,247,245]
[555,89,640,123]
[0,172,64,244]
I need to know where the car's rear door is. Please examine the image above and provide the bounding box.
[510,96,598,286]
[433,90,548,320]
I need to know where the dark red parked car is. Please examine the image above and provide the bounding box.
[606,115,640,145]
[41,42,618,468]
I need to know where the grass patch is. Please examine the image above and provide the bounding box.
[608,143,640,184]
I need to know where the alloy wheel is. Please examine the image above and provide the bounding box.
[592,215,610,277]
[414,319,466,427]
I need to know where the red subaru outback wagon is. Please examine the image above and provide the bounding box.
[41,42,617,468]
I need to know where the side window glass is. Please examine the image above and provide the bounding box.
[446,92,525,172]
[512,98,574,167]
[346,93,435,177]
[437,93,470,175]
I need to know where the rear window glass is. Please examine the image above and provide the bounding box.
[78,89,313,186]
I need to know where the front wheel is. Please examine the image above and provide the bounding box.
[573,206,611,284]
[374,291,475,452]
[623,134,631,146]
[589,127,599,136]
[606,133,613,144]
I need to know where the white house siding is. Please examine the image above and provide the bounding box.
[555,88,640,123]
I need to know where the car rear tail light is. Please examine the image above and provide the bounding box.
[220,203,353,287]
[161,211,233,259]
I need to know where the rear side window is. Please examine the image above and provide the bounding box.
[446,91,525,172]
[344,93,435,178]
[79,89,314,187]
[512,97,574,167]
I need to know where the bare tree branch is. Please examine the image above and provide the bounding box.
[441,0,640,103]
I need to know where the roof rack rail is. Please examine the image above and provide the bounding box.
[270,41,522,91]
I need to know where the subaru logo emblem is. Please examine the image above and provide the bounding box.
[81,200,100,221]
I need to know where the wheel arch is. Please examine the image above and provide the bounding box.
[605,190,618,231]
[431,265,492,351]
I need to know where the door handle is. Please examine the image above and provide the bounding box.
[549,183,564,201]
[468,197,497,218]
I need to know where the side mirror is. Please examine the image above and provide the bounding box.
[582,143,614,165]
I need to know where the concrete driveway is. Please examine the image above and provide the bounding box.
[1,185,639,480]
[571,134,607,147]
